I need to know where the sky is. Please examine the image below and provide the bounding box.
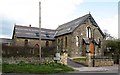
[0,0,119,39]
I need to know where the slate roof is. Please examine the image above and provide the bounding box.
[13,14,104,40]
[0,38,13,44]
[83,38,99,45]
[83,38,90,44]
[55,14,104,37]
[13,25,56,40]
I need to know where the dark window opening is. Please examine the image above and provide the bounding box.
[24,39,28,46]
[98,39,101,48]
[76,36,80,47]
[82,39,85,45]
[58,39,60,45]
[35,32,39,37]
[46,33,49,38]
[65,37,67,48]
[35,44,39,48]
[46,41,49,47]
[61,38,63,49]
[86,27,91,38]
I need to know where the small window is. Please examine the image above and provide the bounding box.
[76,36,79,47]
[46,41,49,47]
[61,38,63,49]
[86,27,92,38]
[65,37,67,48]
[35,44,39,48]
[46,33,49,38]
[58,39,60,44]
[35,33,39,37]
[24,39,28,46]
[98,39,101,48]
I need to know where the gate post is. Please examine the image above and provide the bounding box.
[86,52,92,67]
[60,51,68,65]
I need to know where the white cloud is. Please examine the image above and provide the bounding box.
[0,0,83,38]
[0,0,40,27]
[1,0,117,39]
[0,0,83,28]
[41,0,83,29]
[98,15,118,38]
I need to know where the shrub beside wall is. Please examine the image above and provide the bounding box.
[2,45,56,57]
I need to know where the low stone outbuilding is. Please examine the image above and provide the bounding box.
[12,25,56,47]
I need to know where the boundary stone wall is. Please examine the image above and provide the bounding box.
[2,57,54,64]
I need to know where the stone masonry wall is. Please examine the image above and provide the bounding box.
[14,38,55,47]
[3,57,54,64]
[71,18,104,57]
[56,34,72,55]
[94,59,114,67]
[86,53,114,67]
[56,18,104,57]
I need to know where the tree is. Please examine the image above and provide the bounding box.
[105,39,120,54]
[104,30,115,40]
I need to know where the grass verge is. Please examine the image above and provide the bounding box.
[2,63,74,74]
[73,57,88,66]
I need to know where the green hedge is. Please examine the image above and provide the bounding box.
[2,45,56,57]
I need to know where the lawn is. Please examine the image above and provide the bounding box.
[2,63,74,74]
[73,57,88,66]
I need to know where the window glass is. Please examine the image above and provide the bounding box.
[76,36,79,47]
[86,27,91,38]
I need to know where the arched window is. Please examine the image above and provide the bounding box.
[35,44,39,48]
[34,44,39,55]
[98,39,101,48]
[86,27,92,38]
[61,38,63,49]
[65,37,67,48]
[58,39,60,44]
[24,39,28,46]
[76,36,79,47]
[46,41,49,47]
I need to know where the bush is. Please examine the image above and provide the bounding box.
[104,40,120,57]
[2,45,56,57]
[73,57,87,66]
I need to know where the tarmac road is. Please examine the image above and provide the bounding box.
[1,73,119,75]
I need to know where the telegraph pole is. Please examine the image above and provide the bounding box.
[39,2,41,63]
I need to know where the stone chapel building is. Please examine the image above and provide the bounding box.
[12,13,105,57]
